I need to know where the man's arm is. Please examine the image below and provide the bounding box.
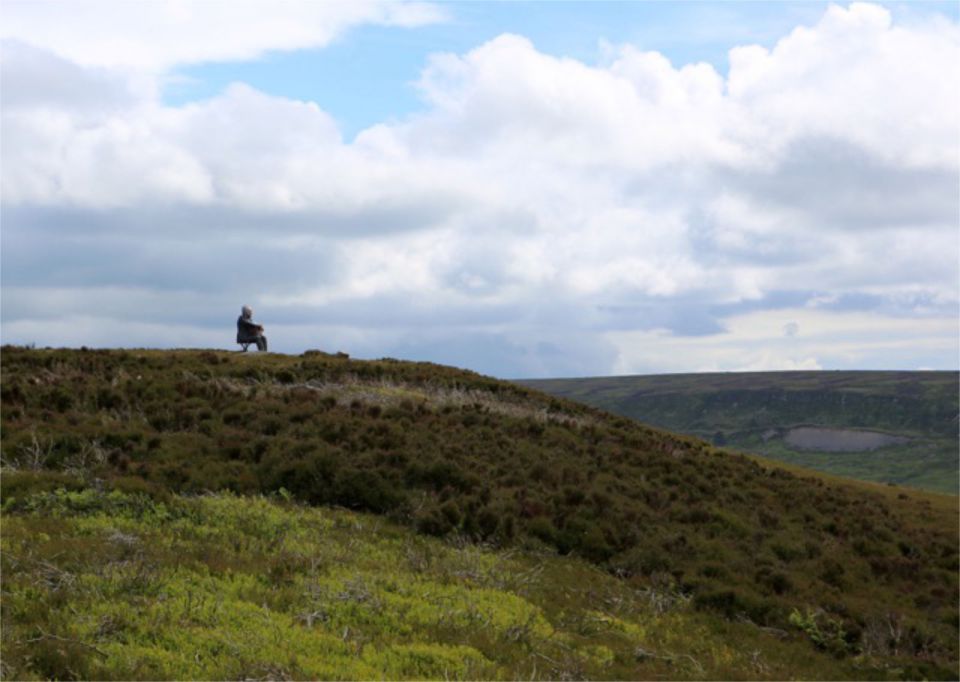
[239,318,263,334]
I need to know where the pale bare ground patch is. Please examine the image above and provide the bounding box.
[202,374,599,429]
[784,426,911,452]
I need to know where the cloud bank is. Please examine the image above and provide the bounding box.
[0,0,446,70]
[2,2,958,376]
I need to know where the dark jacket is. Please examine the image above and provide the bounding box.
[237,315,263,343]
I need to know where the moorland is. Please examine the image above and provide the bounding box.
[519,371,959,494]
[1,347,957,679]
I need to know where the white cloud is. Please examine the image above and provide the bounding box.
[608,309,958,374]
[410,33,733,169]
[725,2,959,169]
[0,0,447,70]
[1,3,958,376]
[736,354,823,372]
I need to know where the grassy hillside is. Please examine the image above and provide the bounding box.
[518,371,959,494]
[2,348,958,679]
[3,486,952,681]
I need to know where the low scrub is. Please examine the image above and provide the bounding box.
[1,347,957,678]
[3,485,952,680]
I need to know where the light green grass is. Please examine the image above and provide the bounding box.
[3,487,945,680]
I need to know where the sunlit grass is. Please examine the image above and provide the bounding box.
[4,486,948,680]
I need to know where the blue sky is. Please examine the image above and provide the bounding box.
[2,1,958,377]
[164,2,959,139]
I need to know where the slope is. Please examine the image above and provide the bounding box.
[1,348,958,679]
[2,486,950,681]
[518,371,959,494]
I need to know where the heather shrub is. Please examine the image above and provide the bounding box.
[0,346,956,670]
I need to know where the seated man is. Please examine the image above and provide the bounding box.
[237,305,268,351]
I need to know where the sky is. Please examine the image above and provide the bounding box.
[1,1,958,378]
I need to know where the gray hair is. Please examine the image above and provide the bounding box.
[241,305,253,318]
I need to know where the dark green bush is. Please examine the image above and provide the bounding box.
[1,471,85,509]
[335,469,404,514]
[693,589,777,624]
[527,516,557,544]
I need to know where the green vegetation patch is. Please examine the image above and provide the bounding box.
[4,486,953,680]
[520,371,959,494]
[2,348,958,679]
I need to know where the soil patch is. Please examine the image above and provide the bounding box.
[785,427,910,452]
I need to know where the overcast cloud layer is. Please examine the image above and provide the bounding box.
[2,2,958,377]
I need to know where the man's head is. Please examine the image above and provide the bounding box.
[242,305,253,319]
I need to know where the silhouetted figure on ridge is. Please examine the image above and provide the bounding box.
[237,305,268,351]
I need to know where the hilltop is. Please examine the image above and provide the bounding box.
[518,371,959,494]
[1,348,958,679]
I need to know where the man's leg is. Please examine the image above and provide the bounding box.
[257,335,268,351]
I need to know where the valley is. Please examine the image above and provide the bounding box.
[518,371,959,494]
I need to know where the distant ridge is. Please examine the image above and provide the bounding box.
[517,370,959,494]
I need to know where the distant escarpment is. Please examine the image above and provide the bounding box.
[519,371,959,493]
